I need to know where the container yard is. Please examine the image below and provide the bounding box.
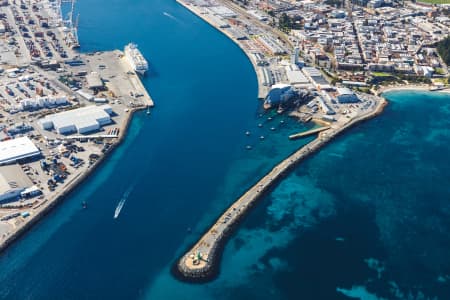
[0,0,153,252]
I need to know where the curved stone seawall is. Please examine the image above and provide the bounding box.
[174,98,388,283]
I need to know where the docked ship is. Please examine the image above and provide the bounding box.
[124,43,149,75]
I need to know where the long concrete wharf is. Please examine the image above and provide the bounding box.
[289,126,331,140]
[175,0,269,99]
[82,51,154,107]
[175,97,388,282]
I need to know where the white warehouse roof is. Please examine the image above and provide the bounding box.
[86,72,103,89]
[302,67,322,77]
[209,6,237,18]
[0,137,41,165]
[39,105,113,135]
[0,164,33,202]
[286,70,310,85]
[337,87,354,95]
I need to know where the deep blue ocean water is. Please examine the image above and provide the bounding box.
[0,0,450,299]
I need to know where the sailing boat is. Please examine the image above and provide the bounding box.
[146,106,150,115]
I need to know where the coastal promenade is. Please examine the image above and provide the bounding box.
[175,96,387,282]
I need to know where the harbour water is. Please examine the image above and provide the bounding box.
[0,1,450,300]
[0,0,312,298]
[145,90,450,300]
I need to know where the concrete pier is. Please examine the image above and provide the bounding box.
[289,126,331,140]
[175,97,388,282]
[82,51,154,107]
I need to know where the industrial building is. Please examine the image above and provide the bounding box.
[252,52,268,66]
[0,164,34,203]
[264,84,295,106]
[226,27,247,40]
[255,35,287,55]
[247,10,268,21]
[208,6,237,18]
[76,90,95,101]
[301,67,331,90]
[285,65,310,86]
[0,137,41,165]
[86,72,104,90]
[206,13,230,28]
[39,105,113,135]
[19,95,69,111]
[317,94,335,115]
[290,47,300,65]
[336,87,360,103]
[261,67,274,86]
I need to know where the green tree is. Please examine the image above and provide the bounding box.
[437,35,450,65]
[278,13,293,33]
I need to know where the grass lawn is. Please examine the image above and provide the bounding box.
[433,78,449,84]
[371,72,393,77]
[417,0,450,4]
[435,68,446,75]
[356,87,371,93]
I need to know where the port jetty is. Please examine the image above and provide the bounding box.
[173,0,390,282]
[0,0,152,253]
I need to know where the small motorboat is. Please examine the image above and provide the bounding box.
[114,198,126,219]
[82,201,87,209]
[270,127,276,131]
[258,123,263,128]
[246,145,252,150]
[260,136,265,140]
[245,131,251,136]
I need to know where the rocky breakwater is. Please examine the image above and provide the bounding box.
[174,95,388,283]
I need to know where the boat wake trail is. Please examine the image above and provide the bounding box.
[163,12,181,23]
[114,185,134,219]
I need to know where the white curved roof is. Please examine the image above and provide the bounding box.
[0,137,40,165]
[270,83,291,90]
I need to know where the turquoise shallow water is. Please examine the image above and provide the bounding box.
[1,0,450,299]
[0,0,311,299]
[145,90,450,300]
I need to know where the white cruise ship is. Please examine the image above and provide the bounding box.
[124,43,148,75]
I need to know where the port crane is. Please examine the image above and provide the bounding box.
[56,0,80,48]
